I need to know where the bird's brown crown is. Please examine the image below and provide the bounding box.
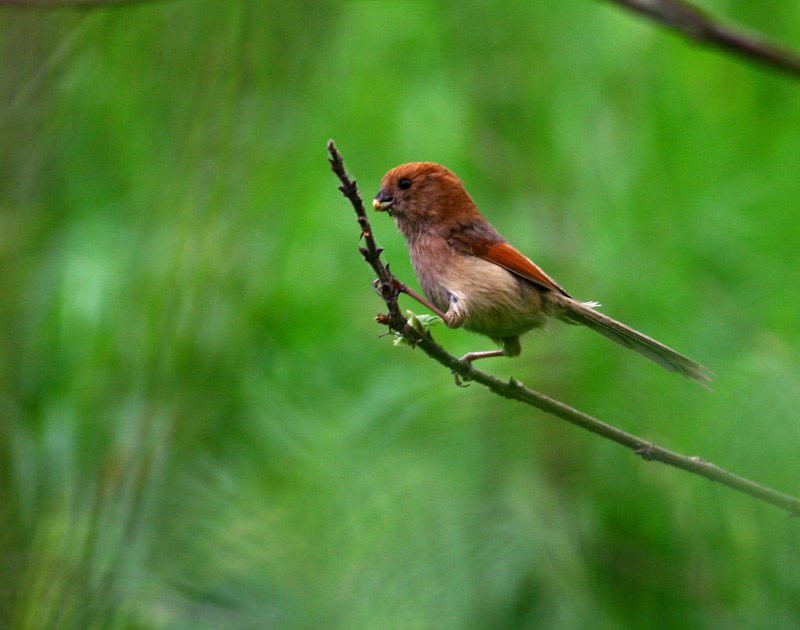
[374,162,479,227]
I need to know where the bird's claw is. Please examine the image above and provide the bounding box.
[453,371,471,387]
[635,444,655,460]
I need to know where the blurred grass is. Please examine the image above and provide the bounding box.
[1,1,799,628]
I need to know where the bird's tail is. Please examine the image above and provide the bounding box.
[557,298,712,386]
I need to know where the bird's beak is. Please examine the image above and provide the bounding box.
[373,189,394,213]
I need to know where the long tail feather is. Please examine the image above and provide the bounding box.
[559,299,712,386]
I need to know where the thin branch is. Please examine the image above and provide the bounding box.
[327,142,407,334]
[602,0,800,78]
[7,0,799,80]
[328,139,800,519]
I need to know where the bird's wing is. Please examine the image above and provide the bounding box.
[449,234,572,297]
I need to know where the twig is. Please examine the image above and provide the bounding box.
[602,0,800,78]
[328,139,800,518]
[327,142,407,333]
[7,0,799,80]
[6,0,799,80]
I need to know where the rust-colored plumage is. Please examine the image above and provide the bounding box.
[374,162,710,385]
[449,236,570,297]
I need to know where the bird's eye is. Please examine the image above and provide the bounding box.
[398,178,412,190]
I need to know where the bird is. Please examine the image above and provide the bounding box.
[372,162,711,385]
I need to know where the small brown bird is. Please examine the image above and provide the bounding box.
[373,162,710,385]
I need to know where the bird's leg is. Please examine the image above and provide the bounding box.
[459,349,505,363]
[393,279,448,320]
[460,336,517,363]
[391,280,506,364]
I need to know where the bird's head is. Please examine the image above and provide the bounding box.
[373,162,476,229]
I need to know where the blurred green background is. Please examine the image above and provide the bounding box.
[1,1,799,628]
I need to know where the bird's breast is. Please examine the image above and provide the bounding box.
[406,233,550,337]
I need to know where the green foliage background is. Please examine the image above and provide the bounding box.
[1,1,799,628]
